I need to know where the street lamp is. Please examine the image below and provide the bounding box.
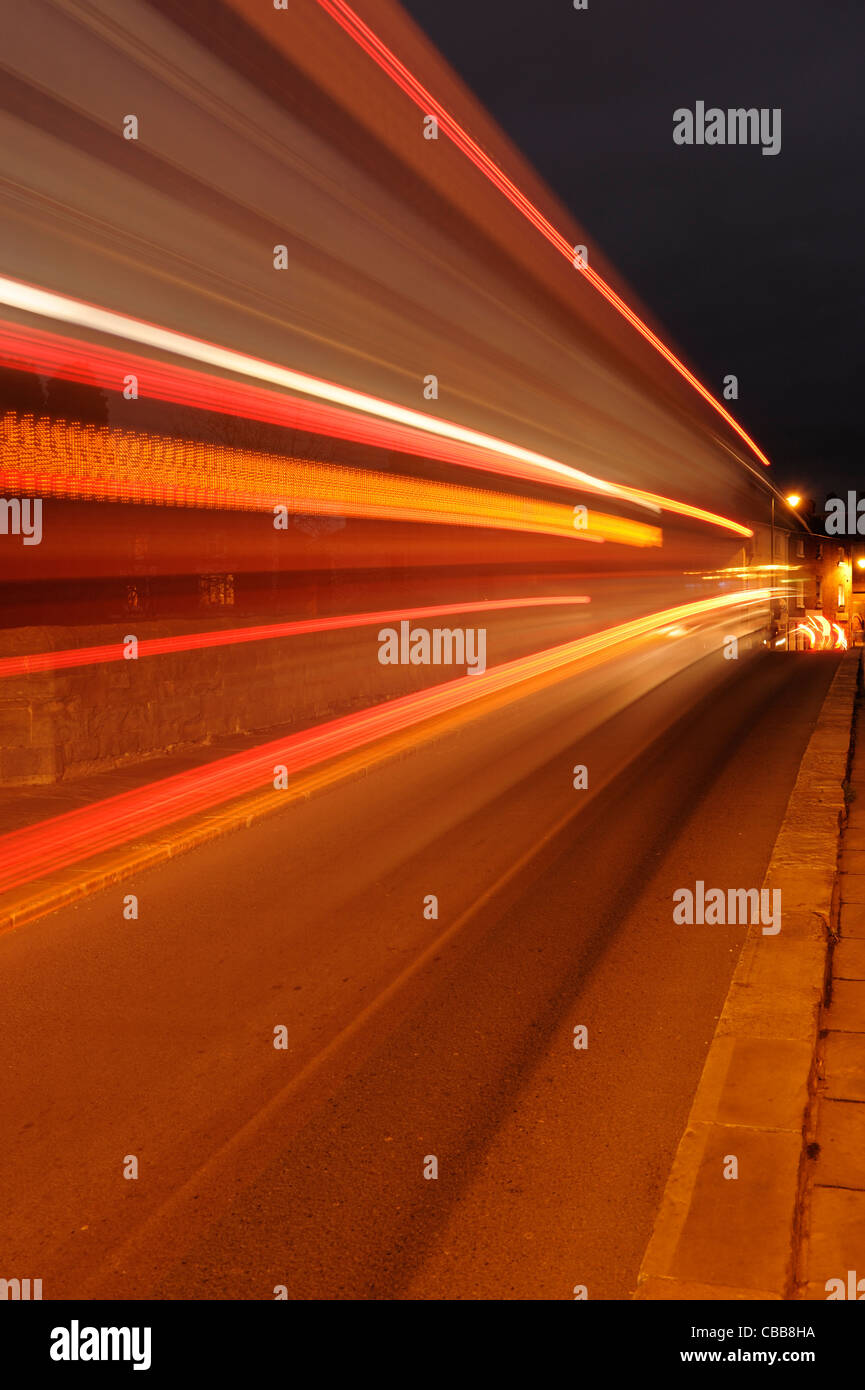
[786,493,801,507]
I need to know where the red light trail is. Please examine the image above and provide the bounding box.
[0,311,753,538]
[0,595,591,679]
[0,589,770,899]
[313,0,771,470]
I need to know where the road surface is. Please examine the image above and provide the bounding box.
[0,651,839,1299]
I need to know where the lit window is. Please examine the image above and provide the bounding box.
[199,574,235,607]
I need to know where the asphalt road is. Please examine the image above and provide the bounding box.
[0,651,840,1300]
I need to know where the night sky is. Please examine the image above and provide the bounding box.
[401,0,864,502]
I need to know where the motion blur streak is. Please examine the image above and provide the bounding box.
[0,279,752,536]
[0,275,632,497]
[0,596,591,679]
[0,320,603,499]
[313,0,771,469]
[0,412,666,546]
[0,588,769,896]
[792,615,848,651]
[0,320,752,538]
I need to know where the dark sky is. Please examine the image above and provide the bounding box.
[401,0,863,500]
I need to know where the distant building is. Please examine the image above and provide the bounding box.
[850,547,865,644]
[770,495,851,647]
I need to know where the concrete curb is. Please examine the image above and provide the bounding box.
[795,666,865,1298]
[634,652,860,1300]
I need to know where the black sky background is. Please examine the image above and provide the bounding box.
[401,0,864,501]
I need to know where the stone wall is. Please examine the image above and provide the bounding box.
[0,605,587,784]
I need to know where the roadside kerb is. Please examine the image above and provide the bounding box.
[634,652,859,1300]
[797,664,865,1298]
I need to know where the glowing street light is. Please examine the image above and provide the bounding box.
[786,493,801,507]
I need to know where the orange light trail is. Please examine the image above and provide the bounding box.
[0,588,770,896]
[314,0,770,470]
[0,411,664,546]
[792,615,847,651]
[0,595,591,679]
[0,283,753,537]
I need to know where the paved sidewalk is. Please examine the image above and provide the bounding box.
[797,664,865,1299]
[635,652,858,1299]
